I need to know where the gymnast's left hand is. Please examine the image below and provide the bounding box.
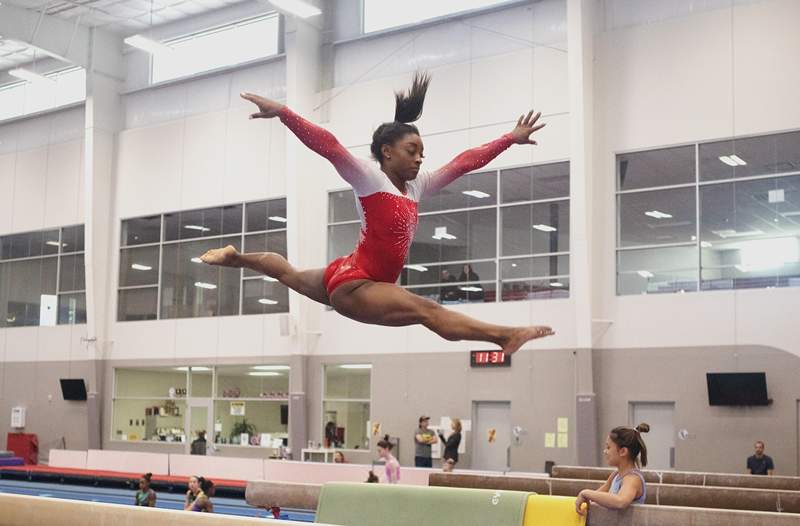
[241,92,285,119]
[510,110,546,145]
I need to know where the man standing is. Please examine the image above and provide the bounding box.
[747,441,775,475]
[414,416,438,468]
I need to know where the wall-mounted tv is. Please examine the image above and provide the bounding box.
[60,379,88,401]
[706,372,770,406]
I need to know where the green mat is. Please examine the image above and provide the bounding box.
[316,482,533,526]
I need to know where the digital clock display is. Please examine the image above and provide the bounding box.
[470,350,511,367]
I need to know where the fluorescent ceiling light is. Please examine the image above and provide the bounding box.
[432,226,456,240]
[737,237,799,272]
[511,263,517,267]
[462,190,491,199]
[729,155,747,166]
[269,0,321,18]
[9,68,53,84]
[248,371,281,376]
[175,366,211,371]
[339,364,372,370]
[45,241,62,247]
[637,270,654,279]
[644,210,673,219]
[124,34,173,54]
[268,216,288,223]
[700,241,713,248]
[712,229,764,239]
[258,298,278,305]
[263,276,279,282]
[252,365,290,371]
[194,281,217,289]
[459,286,483,292]
[783,211,800,217]
[768,189,785,203]
[718,155,738,167]
[184,225,210,232]
[532,224,557,232]
[404,264,428,272]
[190,257,203,263]
[550,282,564,287]
[131,263,152,271]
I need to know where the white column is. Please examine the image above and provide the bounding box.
[568,0,599,466]
[82,28,124,449]
[283,8,325,453]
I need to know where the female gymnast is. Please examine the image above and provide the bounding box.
[202,73,554,354]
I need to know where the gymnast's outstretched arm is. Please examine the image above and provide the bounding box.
[420,110,546,197]
[241,92,366,186]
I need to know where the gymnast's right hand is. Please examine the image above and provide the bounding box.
[200,245,241,267]
[241,92,284,119]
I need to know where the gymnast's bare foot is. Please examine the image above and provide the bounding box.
[200,245,241,267]
[501,326,555,355]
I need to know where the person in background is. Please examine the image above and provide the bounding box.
[747,441,775,476]
[439,269,460,303]
[442,458,456,473]
[377,435,400,483]
[575,423,650,516]
[437,417,462,467]
[190,430,207,455]
[189,477,215,513]
[334,451,346,464]
[134,472,156,507]
[414,416,438,467]
[184,475,200,510]
[458,264,484,301]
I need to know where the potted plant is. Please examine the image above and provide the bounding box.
[230,418,257,445]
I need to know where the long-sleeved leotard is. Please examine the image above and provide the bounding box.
[278,106,515,295]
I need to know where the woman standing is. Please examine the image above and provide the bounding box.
[438,418,462,466]
[377,435,400,484]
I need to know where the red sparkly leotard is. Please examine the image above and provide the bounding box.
[278,106,516,296]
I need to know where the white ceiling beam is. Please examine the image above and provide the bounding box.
[0,3,123,77]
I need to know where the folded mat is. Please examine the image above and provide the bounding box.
[0,457,24,467]
[316,482,532,526]
[523,495,586,526]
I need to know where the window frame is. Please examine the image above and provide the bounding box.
[326,159,572,304]
[321,363,373,452]
[117,198,289,322]
[615,128,800,295]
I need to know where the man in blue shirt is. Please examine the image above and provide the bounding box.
[747,441,774,476]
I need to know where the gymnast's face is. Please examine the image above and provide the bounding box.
[382,133,424,181]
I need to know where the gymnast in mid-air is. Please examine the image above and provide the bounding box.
[202,72,554,354]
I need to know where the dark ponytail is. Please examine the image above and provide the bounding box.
[393,71,430,123]
[377,434,394,451]
[609,422,650,467]
[143,472,152,482]
[370,71,431,163]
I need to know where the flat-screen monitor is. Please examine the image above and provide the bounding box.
[280,404,289,426]
[706,372,769,406]
[60,379,88,401]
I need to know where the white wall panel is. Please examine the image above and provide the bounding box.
[731,0,800,134]
[266,119,287,198]
[12,149,48,232]
[174,318,219,359]
[179,111,227,210]
[468,50,535,128]
[124,84,188,130]
[110,321,177,360]
[184,74,232,118]
[37,325,73,362]
[415,63,471,136]
[4,327,39,362]
[43,140,83,228]
[116,121,184,218]
[0,153,15,234]
[217,315,265,358]
[69,325,88,362]
[222,108,270,204]
[532,46,569,115]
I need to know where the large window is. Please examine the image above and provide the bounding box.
[616,130,800,294]
[112,364,289,446]
[323,364,371,451]
[0,67,86,122]
[118,199,288,321]
[327,161,570,304]
[152,14,280,84]
[363,0,515,33]
[0,225,86,327]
